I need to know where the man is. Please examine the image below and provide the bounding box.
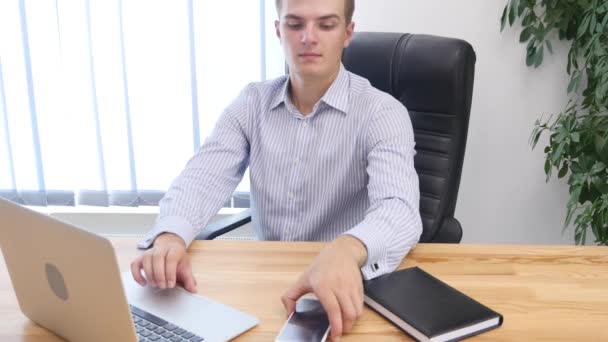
[131,0,422,339]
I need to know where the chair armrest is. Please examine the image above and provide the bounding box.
[430,217,463,243]
[195,209,252,240]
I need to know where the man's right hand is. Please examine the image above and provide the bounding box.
[130,233,197,293]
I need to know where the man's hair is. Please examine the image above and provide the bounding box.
[275,0,355,24]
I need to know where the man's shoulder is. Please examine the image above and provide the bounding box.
[346,70,407,114]
[243,75,289,100]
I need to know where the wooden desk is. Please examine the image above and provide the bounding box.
[1,239,607,341]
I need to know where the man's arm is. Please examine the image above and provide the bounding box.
[282,98,422,340]
[345,99,423,280]
[281,235,367,340]
[137,85,252,250]
[131,85,253,292]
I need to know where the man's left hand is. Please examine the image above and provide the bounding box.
[281,235,368,341]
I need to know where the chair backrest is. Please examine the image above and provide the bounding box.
[342,32,476,243]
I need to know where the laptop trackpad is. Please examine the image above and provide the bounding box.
[121,272,258,341]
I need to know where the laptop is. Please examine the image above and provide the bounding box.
[0,198,259,342]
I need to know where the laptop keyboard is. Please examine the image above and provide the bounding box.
[130,305,204,342]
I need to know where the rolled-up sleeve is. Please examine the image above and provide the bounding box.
[345,99,422,280]
[138,85,252,249]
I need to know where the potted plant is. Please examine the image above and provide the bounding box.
[501,0,608,245]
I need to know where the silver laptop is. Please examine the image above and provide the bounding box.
[0,198,259,342]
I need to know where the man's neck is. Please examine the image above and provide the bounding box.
[288,67,340,116]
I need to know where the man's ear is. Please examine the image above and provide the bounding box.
[275,20,281,40]
[344,21,355,48]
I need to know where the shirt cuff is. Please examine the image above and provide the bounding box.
[137,216,197,249]
[344,222,389,280]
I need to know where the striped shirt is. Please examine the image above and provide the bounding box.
[139,65,422,280]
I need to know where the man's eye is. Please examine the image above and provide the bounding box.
[320,23,336,30]
[287,23,303,29]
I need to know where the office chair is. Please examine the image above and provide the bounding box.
[196,32,476,243]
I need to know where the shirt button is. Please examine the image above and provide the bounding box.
[294,158,299,165]
[288,192,294,200]
[302,121,309,128]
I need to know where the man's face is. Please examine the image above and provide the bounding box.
[275,0,354,80]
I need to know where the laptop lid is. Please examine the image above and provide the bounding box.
[0,198,138,341]
[0,198,258,342]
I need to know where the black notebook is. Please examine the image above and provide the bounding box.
[363,267,503,342]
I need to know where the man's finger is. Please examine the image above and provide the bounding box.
[316,289,342,340]
[353,279,364,317]
[130,256,147,286]
[352,290,364,318]
[142,253,156,287]
[281,277,310,316]
[176,257,197,293]
[165,247,182,288]
[336,290,357,333]
[152,247,169,288]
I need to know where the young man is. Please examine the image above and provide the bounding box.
[131,0,422,339]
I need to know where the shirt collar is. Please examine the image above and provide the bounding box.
[320,64,350,114]
[270,76,289,111]
[269,64,350,115]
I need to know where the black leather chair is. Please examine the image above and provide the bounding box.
[196,32,476,243]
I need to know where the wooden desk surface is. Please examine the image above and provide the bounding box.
[1,239,607,341]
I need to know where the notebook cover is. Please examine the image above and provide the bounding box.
[363,267,503,340]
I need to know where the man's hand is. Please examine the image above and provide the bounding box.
[281,235,368,341]
[130,233,197,293]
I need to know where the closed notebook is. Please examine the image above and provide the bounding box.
[363,267,503,342]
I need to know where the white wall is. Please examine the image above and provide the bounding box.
[354,0,573,244]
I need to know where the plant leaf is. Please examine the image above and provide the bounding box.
[546,40,553,54]
[532,130,542,148]
[545,158,552,177]
[602,10,608,27]
[567,71,580,94]
[570,185,583,206]
[567,49,573,74]
[591,161,606,174]
[534,45,544,67]
[520,26,534,42]
[501,5,508,31]
[571,161,583,173]
[522,12,534,26]
[564,205,576,227]
[558,162,569,178]
[592,176,608,193]
[578,14,591,38]
[596,134,608,162]
[536,22,545,40]
[517,0,527,16]
[526,46,537,66]
[579,184,590,204]
[595,37,607,56]
[551,141,566,163]
[509,1,516,26]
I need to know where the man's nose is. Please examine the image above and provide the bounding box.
[300,24,318,45]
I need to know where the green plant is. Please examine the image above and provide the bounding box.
[501,0,608,245]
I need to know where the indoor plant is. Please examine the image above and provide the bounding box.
[501,0,608,245]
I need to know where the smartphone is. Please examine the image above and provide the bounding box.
[275,298,330,342]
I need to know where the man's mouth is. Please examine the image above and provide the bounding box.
[299,53,322,57]
[298,53,322,61]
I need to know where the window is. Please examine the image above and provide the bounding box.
[0,0,285,207]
